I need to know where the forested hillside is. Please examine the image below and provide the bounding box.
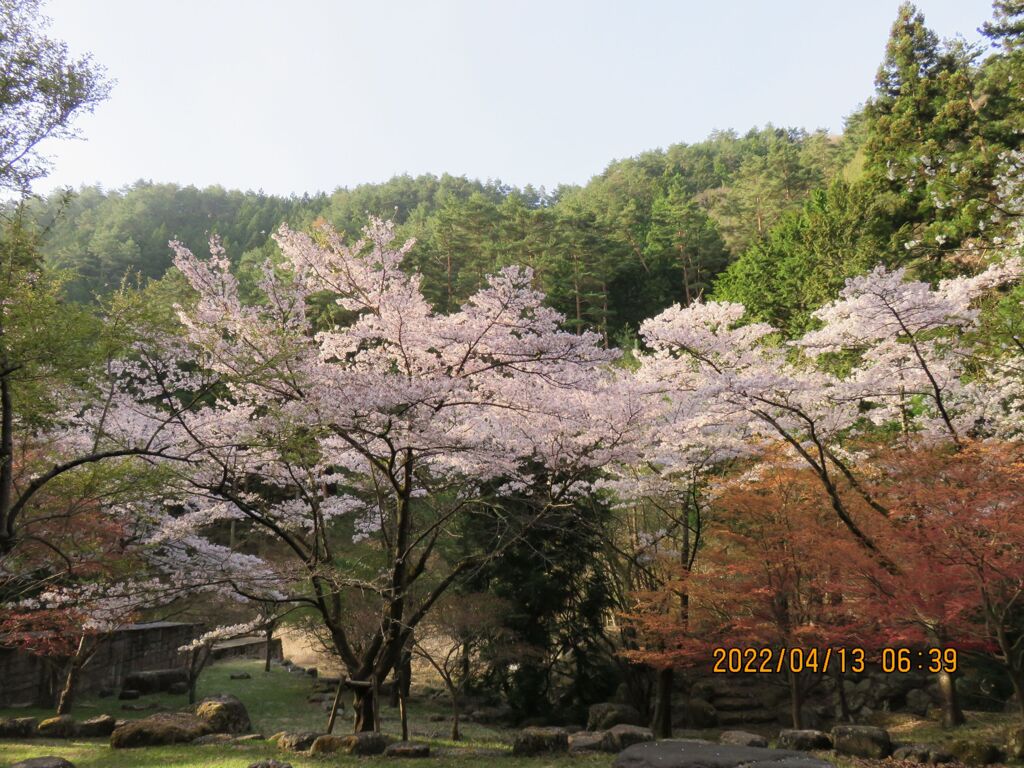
[26,3,1024,343]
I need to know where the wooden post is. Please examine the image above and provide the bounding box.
[326,678,346,734]
[371,675,380,733]
[397,688,405,741]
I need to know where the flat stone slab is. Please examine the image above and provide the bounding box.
[615,739,835,768]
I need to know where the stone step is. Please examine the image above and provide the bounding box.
[716,709,778,726]
[713,696,761,711]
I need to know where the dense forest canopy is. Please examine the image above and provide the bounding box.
[27,124,846,337]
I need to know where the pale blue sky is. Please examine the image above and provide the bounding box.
[38,0,995,197]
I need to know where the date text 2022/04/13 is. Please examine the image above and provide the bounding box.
[711,647,959,674]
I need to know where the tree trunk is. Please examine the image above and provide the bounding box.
[788,668,804,729]
[400,649,412,700]
[352,686,377,733]
[264,624,275,673]
[937,669,965,727]
[652,667,673,738]
[56,661,80,715]
[833,668,852,723]
[451,691,461,741]
[0,373,14,554]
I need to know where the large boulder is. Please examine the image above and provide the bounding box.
[339,731,390,755]
[110,712,211,748]
[194,693,251,733]
[36,715,77,738]
[385,741,431,757]
[776,729,832,751]
[831,725,891,759]
[11,759,77,768]
[602,724,655,752]
[123,668,188,694]
[893,744,954,764]
[949,739,1003,765]
[588,702,644,731]
[615,739,835,768]
[720,731,768,748]
[0,716,39,738]
[276,731,321,751]
[77,714,117,737]
[512,726,569,755]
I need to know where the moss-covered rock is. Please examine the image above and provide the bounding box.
[36,715,77,739]
[948,739,1003,765]
[194,693,251,734]
[110,712,211,748]
[513,726,569,755]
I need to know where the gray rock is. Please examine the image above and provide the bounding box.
[588,702,643,730]
[512,726,569,755]
[614,739,835,768]
[0,716,39,738]
[117,689,140,700]
[569,731,607,754]
[602,724,655,752]
[192,733,235,745]
[776,729,832,751]
[77,714,116,737]
[122,668,188,694]
[893,743,954,764]
[720,730,768,748]
[194,693,251,733]
[831,725,891,758]
[686,698,718,727]
[168,681,189,695]
[469,705,513,724]
[384,740,431,757]
[247,762,293,768]
[230,672,252,680]
[276,731,321,751]
[11,759,77,768]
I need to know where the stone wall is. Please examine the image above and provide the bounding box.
[0,621,200,707]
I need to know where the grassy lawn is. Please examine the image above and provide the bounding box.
[0,659,613,767]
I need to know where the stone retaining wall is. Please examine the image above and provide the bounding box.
[0,622,200,707]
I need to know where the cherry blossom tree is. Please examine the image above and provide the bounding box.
[158,218,641,731]
[637,255,1023,558]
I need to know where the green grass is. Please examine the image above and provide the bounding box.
[861,708,1022,750]
[0,659,614,767]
